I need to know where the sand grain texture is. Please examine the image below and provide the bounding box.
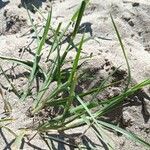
[0,0,150,149]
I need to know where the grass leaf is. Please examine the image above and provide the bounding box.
[98,120,150,148]
[11,130,26,150]
[110,14,131,91]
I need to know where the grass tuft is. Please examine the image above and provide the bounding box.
[0,0,149,149]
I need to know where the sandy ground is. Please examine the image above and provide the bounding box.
[0,0,150,149]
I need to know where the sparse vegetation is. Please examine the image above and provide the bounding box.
[0,0,150,149]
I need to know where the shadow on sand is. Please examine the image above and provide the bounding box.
[0,0,10,9]
[20,0,46,13]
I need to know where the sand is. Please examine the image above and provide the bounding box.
[0,0,150,149]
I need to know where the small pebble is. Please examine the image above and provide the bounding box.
[138,32,142,36]
[131,34,134,37]
[123,17,131,22]
[132,3,140,7]
[128,20,134,27]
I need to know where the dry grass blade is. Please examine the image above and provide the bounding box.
[0,88,12,115]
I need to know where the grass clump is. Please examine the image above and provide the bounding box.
[0,0,150,149]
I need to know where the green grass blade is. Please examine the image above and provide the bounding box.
[59,0,87,66]
[31,11,51,77]
[69,35,85,82]
[46,23,62,61]
[32,81,69,114]
[26,5,40,43]
[72,1,86,38]
[63,35,84,117]
[94,79,150,117]
[76,95,115,149]
[22,12,51,100]
[68,36,94,51]
[56,38,61,86]
[0,56,47,80]
[80,79,123,98]
[71,0,89,22]
[110,14,131,91]
[0,118,14,123]
[0,56,34,70]
[32,57,59,110]
[98,120,150,148]
[11,130,26,150]
[45,79,124,108]
[36,11,52,55]
[92,124,115,150]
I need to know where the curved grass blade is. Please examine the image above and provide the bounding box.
[0,56,47,80]
[98,120,150,148]
[0,56,34,70]
[94,79,150,118]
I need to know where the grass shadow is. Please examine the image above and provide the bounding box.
[20,0,46,13]
[42,131,105,150]
[0,0,10,9]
